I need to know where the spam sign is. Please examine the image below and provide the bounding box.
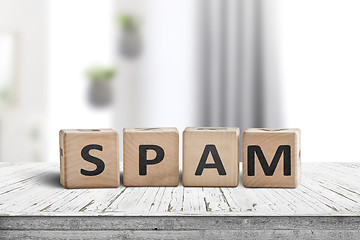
[59,128,300,188]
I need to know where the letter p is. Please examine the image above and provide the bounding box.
[139,145,165,175]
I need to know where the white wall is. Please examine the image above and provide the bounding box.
[48,0,114,162]
[114,0,198,130]
[3,0,357,163]
[141,0,197,130]
[278,0,360,162]
[0,0,48,162]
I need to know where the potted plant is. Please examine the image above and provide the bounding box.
[86,65,116,107]
[117,13,142,59]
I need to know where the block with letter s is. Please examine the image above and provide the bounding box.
[59,129,119,188]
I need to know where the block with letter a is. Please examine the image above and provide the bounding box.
[182,127,240,187]
[123,128,179,187]
[242,128,301,188]
[59,129,119,189]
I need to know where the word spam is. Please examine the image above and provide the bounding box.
[59,127,300,188]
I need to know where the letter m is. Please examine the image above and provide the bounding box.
[247,145,291,176]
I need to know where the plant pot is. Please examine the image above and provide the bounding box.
[88,81,112,107]
[119,30,142,59]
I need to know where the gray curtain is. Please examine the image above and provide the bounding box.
[198,0,282,130]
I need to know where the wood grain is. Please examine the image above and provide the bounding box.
[59,129,119,189]
[123,128,179,187]
[183,127,239,187]
[0,162,360,216]
[1,162,360,239]
[243,128,301,188]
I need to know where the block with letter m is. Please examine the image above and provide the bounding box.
[242,128,301,188]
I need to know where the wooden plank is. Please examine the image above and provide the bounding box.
[0,163,360,216]
[200,187,233,212]
[0,163,52,189]
[153,186,183,213]
[182,187,207,212]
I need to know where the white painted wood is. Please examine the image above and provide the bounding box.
[0,162,360,216]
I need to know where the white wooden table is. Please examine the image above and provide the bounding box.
[0,162,359,239]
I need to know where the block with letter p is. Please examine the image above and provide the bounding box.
[242,128,301,188]
[123,128,179,187]
[183,127,240,187]
[59,129,119,189]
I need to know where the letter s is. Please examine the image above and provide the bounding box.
[80,144,105,176]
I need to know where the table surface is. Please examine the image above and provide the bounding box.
[0,162,359,217]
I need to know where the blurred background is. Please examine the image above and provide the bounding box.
[0,0,360,163]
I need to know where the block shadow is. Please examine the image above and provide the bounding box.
[41,171,62,188]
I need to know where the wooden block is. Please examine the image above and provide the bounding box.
[183,127,240,187]
[242,128,301,188]
[59,129,119,189]
[123,128,179,187]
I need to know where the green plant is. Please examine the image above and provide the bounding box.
[85,66,116,83]
[117,13,139,32]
